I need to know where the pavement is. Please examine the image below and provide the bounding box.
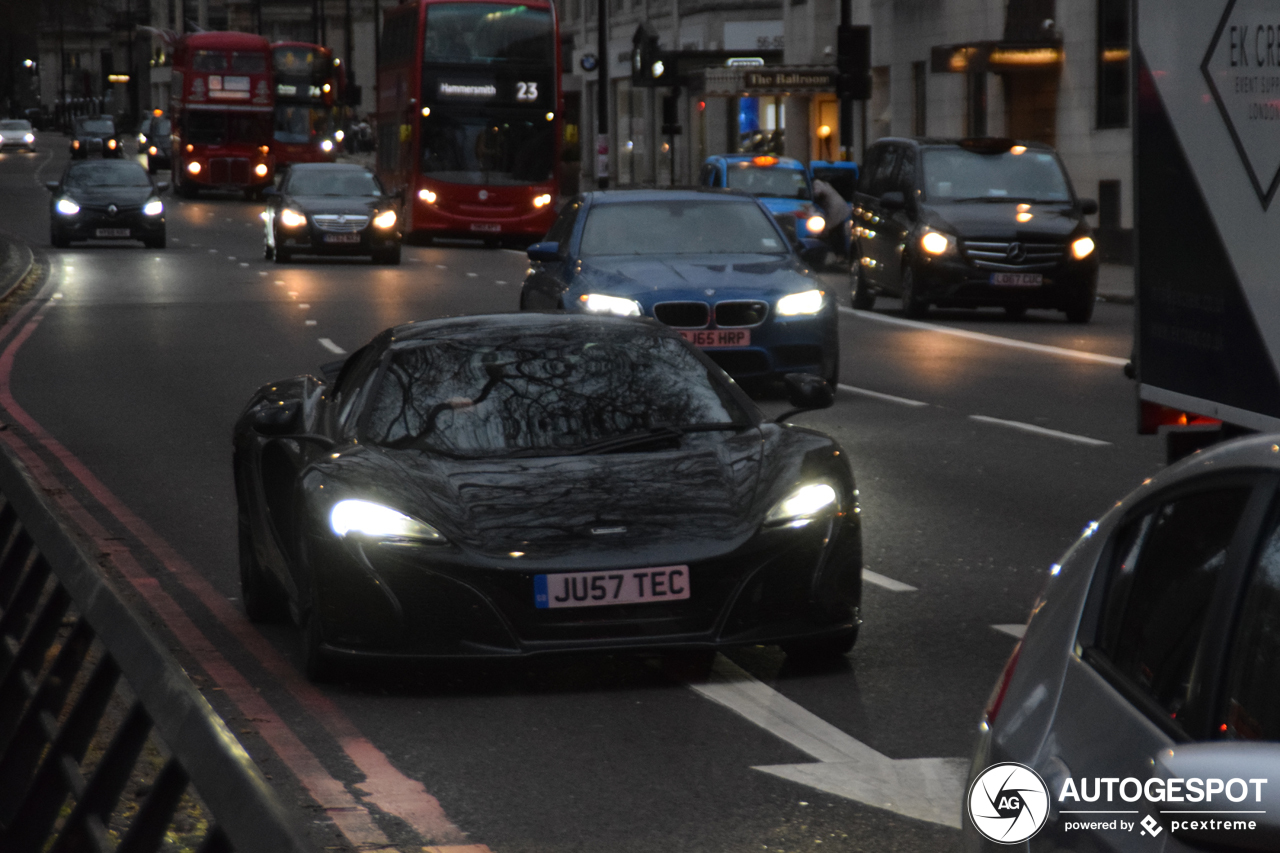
[1098,263,1134,304]
[0,231,34,301]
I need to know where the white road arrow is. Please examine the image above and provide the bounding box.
[689,655,968,828]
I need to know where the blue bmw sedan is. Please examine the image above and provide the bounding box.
[519,189,839,384]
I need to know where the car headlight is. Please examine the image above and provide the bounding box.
[148,145,158,155]
[56,198,80,216]
[804,214,826,234]
[143,199,164,216]
[107,139,117,150]
[321,139,334,152]
[329,499,446,542]
[533,193,552,208]
[373,209,397,229]
[920,230,954,256]
[1071,236,1096,260]
[765,483,839,528]
[579,293,642,317]
[280,208,307,228]
[72,140,80,149]
[776,289,825,316]
[24,133,34,144]
[138,134,147,144]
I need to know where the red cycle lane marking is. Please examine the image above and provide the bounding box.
[0,297,487,851]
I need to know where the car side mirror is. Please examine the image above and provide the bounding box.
[45,181,59,192]
[252,401,302,436]
[155,181,170,194]
[775,373,835,423]
[1154,742,1280,850]
[1079,198,1099,216]
[798,238,828,268]
[527,241,561,263]
[880,191,906,210]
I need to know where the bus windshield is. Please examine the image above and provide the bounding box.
[423,3,554,65]
[274,105,333,143]
[185,112,271,146]
[420,113,553,185]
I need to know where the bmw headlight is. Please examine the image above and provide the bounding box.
[280,208,307,228]
[373,209,397,229]
[765,483,839,528]
[143,199,164,216]
[329,499,446,542]
[56,197,80,216]
[776,289,825,316]
[579,293,642,317]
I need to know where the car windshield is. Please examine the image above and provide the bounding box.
[365,323,749,457]
[287,170,381,196]
[922,147,1072,202]
[725,165,811,200]
[64,161,152,188]
[76,119,115,135]
[0,121,31,131]
[580,200,787,256]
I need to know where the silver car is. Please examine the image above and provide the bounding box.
[0,119,35,152]
[964,435,1280,851]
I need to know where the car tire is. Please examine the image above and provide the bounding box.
[900,266,929,319]
[50,228,70,249]
[781,627,859,661]
[1063,284,1096,324]
[851,262,876,310]
[239,518,288,623]
[1004,304,1028,320]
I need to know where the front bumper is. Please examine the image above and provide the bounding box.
[302,512,862,660]
[278,224,401,256]
[411,195,555,240]
[912,254,1098,309]
[53,210,164,242]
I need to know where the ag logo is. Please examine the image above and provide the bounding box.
[967,762,1050,844]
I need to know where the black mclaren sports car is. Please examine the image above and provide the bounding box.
[233,313,862,680]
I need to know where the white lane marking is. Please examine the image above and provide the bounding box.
[436,264,448,269]
[319,338,346,354]
[992,624,1027,639]
[501,248,527,256]
[239,262,249,267]
[862,570,917,592]
[841,308,1129,367]
[52,293,63,300]
[837,384,928,408]
[305,320,317,326]
[689,655,965,828]
[969,414,1111,447]
[258,271,268,276]
[299,303,310,309]
[495,280,507,285]
[227,256,237,261]
[465,272,478,277]
[208,248,218,253]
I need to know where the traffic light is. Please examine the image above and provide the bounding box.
[836,25,871,100]
[631,24,664,87]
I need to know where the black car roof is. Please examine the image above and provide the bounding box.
[387,311,670,345]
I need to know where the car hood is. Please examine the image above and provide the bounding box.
[922,201,1084,240]
[574,254,819,301]
[757,197,812,216]
[311,433,768,565]
[63,186,155,206]
[285,194,385,215]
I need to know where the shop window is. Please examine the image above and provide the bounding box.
[1097,0,1130,128]
[1099,180,1121,230]
[912,61,926,136]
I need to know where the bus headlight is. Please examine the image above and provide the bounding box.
[418,189,437,203]
[320,139,334,152]
[776,289,825,316]
[373,209,397,229]
[1071,236,1096,260]
[56,198,80,216]
[280,209,307,228]
[334,129,345,142]
[187,161,201,175]
[579,293,641,317]
[254,163,269,177]
[533,193,552,208]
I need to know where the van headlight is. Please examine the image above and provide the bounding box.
[143,199,164,216]
[579,293,641,317]
[765,483,839,528]
[920,229,955,256]
[776,289,825,316]
[56,198,80,216]
[1071,236,1096,260]
[330,499,446,542]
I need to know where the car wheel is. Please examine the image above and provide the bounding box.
[301,606,337,683]
[239,518,288,623]
[781,627,859,661]
[900,266,929,319]
[851,262,876,310]
[1004,304,1028,320]
[373,243,402,265]
[1063,284,1096,324]
[50,228,70,249]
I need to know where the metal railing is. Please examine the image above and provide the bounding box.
[0,439,313,853]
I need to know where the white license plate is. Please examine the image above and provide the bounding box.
[679,329,751,348]
[96,228,131,238]
[991,272,1042,287]
[534,566,690,609]
[470,223,501,233]
[323,233,361,244]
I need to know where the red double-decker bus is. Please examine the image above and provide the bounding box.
[170,31,276,199]
[271,42,345,167]
[376,0,561,243]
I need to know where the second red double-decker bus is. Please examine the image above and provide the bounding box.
[170,31,276,199]
[376,0,560,243]
[271,42,345,167]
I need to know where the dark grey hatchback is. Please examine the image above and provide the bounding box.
[852,138,1100,322]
